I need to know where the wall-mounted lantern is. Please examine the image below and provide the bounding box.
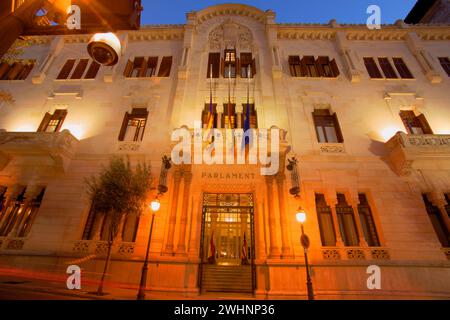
[157,155,171,195]
[287,157,300,198]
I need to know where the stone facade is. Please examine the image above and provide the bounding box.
[0,4,449,299]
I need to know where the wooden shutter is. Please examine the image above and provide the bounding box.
[399,111,414,134]
[18,62,34,80]
[333,113,344,143]
[6,62,23,80]
[300,56,312,77]
[37,112,52,132]
[364,57,382,79]
[53,109,68,132]
[57,59,76,79]
[207,53,220,78]
[330,59,340,77]
[118,112,130,141]
[288,56,300,64]
[123,59,133,77]
[417,114,433,134]
[70,59,89,79]
[138,57,147,77]
[85,61,101,79]
[0,62,10,79]
[147,57,158,76]
[316,56,328,77]
[157,56,172,77]
[220,57,225,77]
[378,58,397,79]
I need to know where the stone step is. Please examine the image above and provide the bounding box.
[201,265,253,293]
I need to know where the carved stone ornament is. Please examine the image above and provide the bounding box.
[209,19,253,50]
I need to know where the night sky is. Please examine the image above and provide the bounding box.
[140,0,418,25]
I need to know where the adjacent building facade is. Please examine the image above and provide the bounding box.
[0,4,449,299]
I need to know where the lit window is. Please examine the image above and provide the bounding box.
[118,108,148,142]
[37,109,67,133]
[312,109,344,143]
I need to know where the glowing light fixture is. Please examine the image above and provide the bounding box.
[87,32,121,66]
[150,198,161,213]
[296,208,306,224]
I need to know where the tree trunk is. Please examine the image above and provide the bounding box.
[97,239,113,295]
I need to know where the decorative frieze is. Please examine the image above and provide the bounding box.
[95,241,110,255]
[346,248,366,260]
[322,247,390,261]
[6,239,24,250]
[322,248,341,260]
[118,242,135,256]
[117,141,141,152]
[72,240,90,254]
[319,143,346,154]
[370,248,390,260]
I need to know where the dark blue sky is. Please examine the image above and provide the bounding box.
[141,0,418,25]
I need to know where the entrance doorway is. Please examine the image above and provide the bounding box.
[199,193,255,294]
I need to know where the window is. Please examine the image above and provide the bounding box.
[423,194,450,247]
[240,52,255,78]
[241,104,258,129]
[378,58,398,79]
[357,194,380,247]
[438,57,450,77]
[316,56,340,77]
[0,186,6,212]
[207,52,220,78]
[303,56,318,77]
[37,109,67,133]
[18,188,46,237]
[315,194,336,246]
[446,194,450,217]
[399,111,433,135]
[312,109,344,143]
[0,187,26,237]
[57,59,100,80]
[157,56,172,77]
[123,56,159,78]
[201,103,217,128]
[393,58,414,79]
[364,57,383,79]
[222,103,236,129]
[223,49,237,78]
[288,55,303,77]
[118,108,149,141]
[336,194,359,246]
[0,60,35,80]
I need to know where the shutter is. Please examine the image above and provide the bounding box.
[118,112,130,141]
[300,57,309,77]
[316,56,327,77]
[57,59,76,79]
[18,62,34,80]
[157,56,172,77]
[70,59,89,79]
[333,113,344,143]
[37,112,52,132]
[53,109,68,132]
[123,59,133,77]
[207,53,221,78]
[147,57,158,76]
[252,58,256,76]
[399,111,414,134]
[138,57,148,77]
[85,61,101,79]
[220,58,225,77]
[0,62,10,79]
[6,62,24,80]
[288,56,300,64]
[330,59,340,77]
[418,114,433,134]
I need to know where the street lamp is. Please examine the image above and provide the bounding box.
[296,207,314,300]
[87,32,122,66]
[137,197,160,300]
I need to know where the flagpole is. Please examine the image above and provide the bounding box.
[227,65,231,129]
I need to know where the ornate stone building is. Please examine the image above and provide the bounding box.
[0,4,449,299]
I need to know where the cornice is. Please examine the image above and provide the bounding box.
[193,4,268,25]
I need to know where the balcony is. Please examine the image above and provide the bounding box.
[385,132,450,175]
[0,129,79,172]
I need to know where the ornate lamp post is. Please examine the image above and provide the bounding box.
[136,197,160,300]
[296,208,315,300]
[136,156,171,300]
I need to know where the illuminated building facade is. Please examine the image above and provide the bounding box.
[0,4,449,299]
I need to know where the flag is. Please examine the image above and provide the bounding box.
[242,64,253,149]
[208,230,216,264]
[241,232,248,264]
[205,64,214,141]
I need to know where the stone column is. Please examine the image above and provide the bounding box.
[349,191,368,247]
[256,199,267,259]
[276,174,291,257]
[188,195,202,257]
[266,176,280,258]
[325,192,344,246]
[176,171,192,254]
[164,170,182,254]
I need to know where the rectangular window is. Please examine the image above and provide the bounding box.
[202,103,217,128]
[0,60,35,80]
[223,49,236,78]
[393,58,414,79]
[378,57,398,79]
[37,109,68,133]
[207,52,220,78]
[241,104,258,129]
[18,188,46,237]
[57,59,76,79]
[364,57,383,79]
[357,194,380,247]
[0,186,6,213]
[438,57,450,77]
[288,55,302,77]
[70,59,89,79]
[399,110,433,135]
[240,52,255,78]
[316,56,340,78]
[157,56,172,77]
[146,57,158,77]
[84,61,101,79]
[336,194,359,246]
[118,108,149,141]
[315,194,336,246]
[423,194,450,247]
[57,59,100,80]
[222,103,236,128]
[302,56,318,77]
[313,109,344,143]
[0,187,26,237]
